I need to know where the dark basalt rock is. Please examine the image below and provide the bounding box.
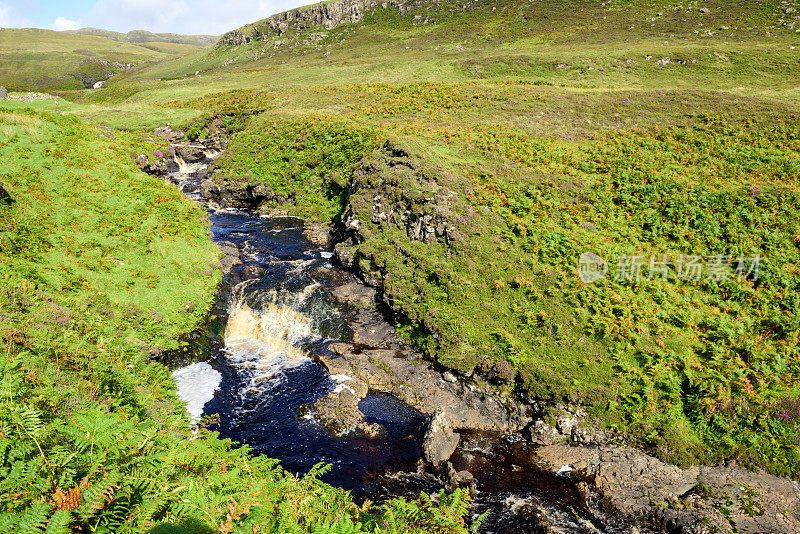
[200,179,292,210]
[174,144,206,163]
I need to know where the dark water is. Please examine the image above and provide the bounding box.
[168,155,653,534]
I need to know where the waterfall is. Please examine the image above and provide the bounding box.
[175,155,204,175]
[223,281,323,391]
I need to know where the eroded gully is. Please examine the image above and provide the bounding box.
[164,148,654,534]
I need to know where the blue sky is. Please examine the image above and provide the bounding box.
[0,0,309,35]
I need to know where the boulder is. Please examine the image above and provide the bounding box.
[303,222,332,246]
[421,410,460,466]
[533,444,800,533]
[329,281,377,308]
[217,241,241,275]
[313,388,365,436]
[528,419,561,445]
[445,462,473,486]
[174,144,206,163]
[0,87,7,99]
[354,421,388,440]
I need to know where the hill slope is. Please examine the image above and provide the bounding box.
[2,0,799,530]
[70,27,217,47]
[0,28,201,92]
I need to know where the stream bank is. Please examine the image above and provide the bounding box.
[138,128,800,534]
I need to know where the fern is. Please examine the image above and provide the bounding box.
[43,510,72,534]
[16,502,50,534]
[0,513,21,532]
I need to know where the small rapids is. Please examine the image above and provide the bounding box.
[223,285,316,389]
[167,148,655,534]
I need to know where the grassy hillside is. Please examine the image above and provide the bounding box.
[1,0,799,529]
[72,0,797,478]
[0,28,200,92]
[0,101,470,533]
[188,85,800,477]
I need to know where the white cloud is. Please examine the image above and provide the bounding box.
[83,0,306,36]
[187,0,296,35]
[0,1,31,28]
[87,0,190,33]
[50,17,83,31]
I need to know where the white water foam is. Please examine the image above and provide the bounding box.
[172,362,222,422]
[331,374,356,394]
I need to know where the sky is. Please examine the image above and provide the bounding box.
[0,0,311,36]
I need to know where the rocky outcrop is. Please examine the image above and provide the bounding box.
[200,179,293,209]
[342,141,460,247]
[217,241,242,275]
[318,340,529,433]
[154,126,185,143]
[218,0,410,47]
[0,87,7,99]
[313,388,364,435]
[311,388,388,439]
[135,152,178,174]
[421,410,459,466]
[534,444,800,534]
[174,144,206,163]
[72,58,137,89]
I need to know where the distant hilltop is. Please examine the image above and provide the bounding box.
[218,0,409,47]
[71,28,217,47]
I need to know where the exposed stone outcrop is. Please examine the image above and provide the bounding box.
[534,444,800,534]
[154,126,185,143]
[174,144,206,163]
[311,387,388,439]
[217,241,242,275]
[312,388,365,435]
[200,179,293,209]
[342,141,460,247]
[218,0,410,47]
[135,152,178,174]
[0,87,7,99]
[72,58,137,89]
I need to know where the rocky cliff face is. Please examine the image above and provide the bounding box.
[218,0,411,47]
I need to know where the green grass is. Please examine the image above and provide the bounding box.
[0,106,476,533]
[184,82,800,478]
[1,0,800,529]
[0,28,201,92]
